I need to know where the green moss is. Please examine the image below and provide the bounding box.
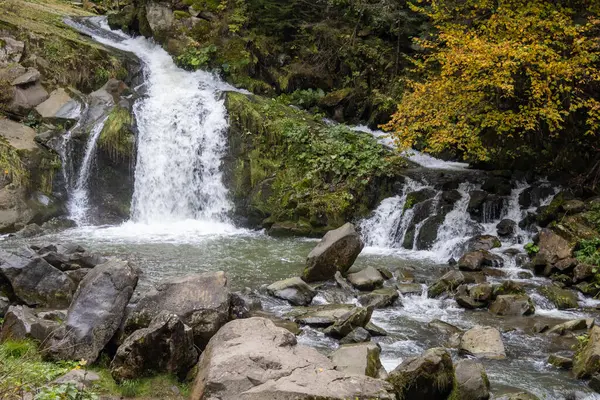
[98,106,134,162]
[174,10,191,20]
[0,138,28,188]
[539,285,579,309]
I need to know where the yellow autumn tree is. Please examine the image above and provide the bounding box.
[385,0,600,170]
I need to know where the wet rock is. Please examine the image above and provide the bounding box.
[482,176,512,196]
[330,342,385,378]
[466,235,502,252]
[397,267,415,283]
[538,285,578,309]
[397,283,423,296]
[547,319,594,335]
[250,310,301,335]
[548,354,573,370]
[302,223,364,282]
[35,88,80,121]
[190,317,394,400]
[460,326,506,359]
[291,304,355,327]
[589,374,600,394]
[428,319,462,336]
[125,271,230,349]
[463,271,487,284]
[496,392,540,400]
[15,223,43,238]
[111,311,198,382]
[358,287,399,308]
[441,189,462,206]
[230,289,262,319]
[543,257,578,277]
[493,280,526,297]
[377,267,393,280]
[0,305,58,343]
[347,266,384,291]
[497,219,517,237]
[46,260,138,363]
[0,249,75,308]
[387,347,454,400]
[415,214,446,250]
[453,359,490,400]
[340,327,371,344]
[519,185,554,208]
[324,306,372,339]
[405,188,437,210]
[364,321,388,337]
[573,326,600,379]
[428,270,465,298]
[459,250,504,272]
[468,191,504,222]
[470,283,493,302]
[267,277,316,306]
[334,271,355,292]
[65,269,89,286]
[517,271,533,279]
[489,295,535,316]
[456,293,487,309]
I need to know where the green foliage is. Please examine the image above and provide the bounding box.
[575,238,600,266]
[524,242,540,256]
[175,44,217,71]
[276,89,325,110]
[35,383,98,400]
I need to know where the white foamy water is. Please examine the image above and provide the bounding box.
[65,17,243,235]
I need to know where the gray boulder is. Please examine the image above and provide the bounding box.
[496,219,517,237]
[46,260,138,363]
[290,304,355,327]
[267,277,316,306]
[190,317,393,400]
[347,266,384,291]
[125,271,230,349]
[458,250,503,271]
[324,306,372,339]
[489,295,535,316]
[11,68,40,86]
[460,326,506,359]
[111,311,198,382]
[387,347,454,400]
[358,287,399,308]
[0,249,75,308]
[0,36,24,64]
[330,342,386,378]
[302,223,364,282]
[466,235,502,251]
[546,318,594,335]
[35,88,80,121]
[453,359,490,400]
[0,305,58,343]
[340,327,371,344]
[428,270,465,298]
[397,283,423,296]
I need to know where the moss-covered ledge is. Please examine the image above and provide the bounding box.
[223,91,405,237]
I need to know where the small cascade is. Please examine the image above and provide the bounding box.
[67,116,109,224]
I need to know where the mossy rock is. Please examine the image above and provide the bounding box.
[539,285,578,309]
[98,106,134,162]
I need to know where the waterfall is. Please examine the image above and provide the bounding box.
[64,17,236,228]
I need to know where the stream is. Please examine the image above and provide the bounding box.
[2,16,599,400]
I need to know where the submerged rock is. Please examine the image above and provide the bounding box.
[453,359,490,400]
[460,326,506,359]
[387,347,454,400]
[125,271,230,349]
[266,277,316,306]
[302,223,364,282]
[190,317,393,400]
[111,311,198,382]
[46,260,138,363]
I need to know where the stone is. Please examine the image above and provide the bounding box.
[470,283,493,302]
[324,306,372,339]
[377,267,394,280]
[489,295,535,316]
[573,263,594,283]
[493,280,526,296]
[428,319,462,336]
[330,342,385,378]
[35,88,80,121]
[496,219,517,237]
[590,374,600,394]
[538,285,578,309]
[250,310,301,335]
[562,199,586,214]
[496,392,540,400]
[428,270,465,298]
[65,269,89,286]
[190,318,393,400]
[45,260,138,363]
[458,250,503,271]
[125,271,230,349]
[291,304,355,327]
[415,214,446,250]
[534,228,572,266]
[302,223,364,282]
[340,327,371,344]
[466,235,502,251]
[52,369,100,390]
[0,296,9,317]
[146,1,175,35]
[453,359,490,400]
[387,347,454,400]
[334,270,355,292]
[37,310,67,322]
[463,271,487,284]
[547,354,573,370]
[397,283,423,296]
[11,68,41,86]
[111,311,198,382]
[456,295,487,309]
[358,287,399,308]
[0,249,75,308]
[460,326,506,359]
[230,289,262,319]
[15,223,43,238]
[267,277,316,306]
[0,37,24,64]
[0,118,38,150]
[347,266,384,291]
[10,82,49,115]
[365,321,388,337]
[574,326,600,378]
[546,319,594,335]
[0,305,58,343]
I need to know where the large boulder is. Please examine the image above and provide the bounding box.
[347,266,384,291]
[330,342,386,378]
[533,229,572,266]
[324,306,372,339]
[489,295,535,316]
[266,277,316,306]
[35,88,80,121]
[458,250,503,271]
[387,347,454,400]
[460,326,506,359]
[290,304,356,327]
[428,270,465,298]
[302,223,364,282]
[415,214,446,250]
[190,317,393,400]
[0,249,75,308]
[110,311,198,382]
[124,272,231,349]
[574,326,600,379]
[538,285,578,309]
[453,359,490,400]
[0,305,58,343]
[465,235,501,252]
[45,260,138,363]
[358,288,399,308]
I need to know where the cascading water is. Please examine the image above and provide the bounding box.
[64,17,240,232]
